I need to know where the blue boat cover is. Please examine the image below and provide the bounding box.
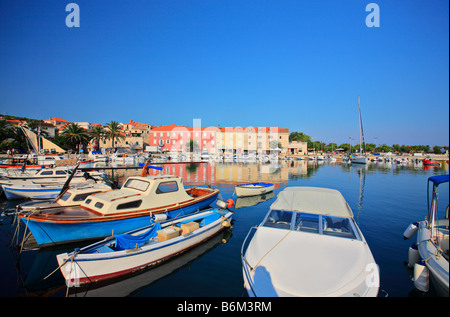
[237,182,273,188]
[428,175,449,186]
[115,223,161,251]
[137,163,163,170]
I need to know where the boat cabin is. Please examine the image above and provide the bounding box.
[262,187,362,240]
[80,175,194,215]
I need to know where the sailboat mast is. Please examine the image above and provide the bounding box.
[358,96,362,154]
[358,96,366,154]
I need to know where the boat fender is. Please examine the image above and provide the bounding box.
[221,217,231,228]
[153,213,168,222]
[413,260,429,293]
[408,243,420,269]
[403,222,419,240]
[216,200,227,209]
[226,199,234,209]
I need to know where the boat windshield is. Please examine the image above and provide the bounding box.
[123,178,150,192]
[262,210,358,240]
[262,210,293,230]
[59,192,72,201]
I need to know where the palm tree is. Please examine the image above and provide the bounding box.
[105,121,125,152]
[62,123,90,153]
[90,126,106,151]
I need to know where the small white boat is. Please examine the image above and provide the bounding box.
[241,187,379,297]
[56,206,233,286]
[2,177,102,200]
[18,182,112,212]
[0,166,105,184]
[350,155,367,164]
[403,175,449,296]
[235,182,275,198]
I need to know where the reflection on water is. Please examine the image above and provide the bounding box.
[1,159,448,297]
[101,159,448,188]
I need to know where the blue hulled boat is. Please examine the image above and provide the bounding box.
[17,175,219,247]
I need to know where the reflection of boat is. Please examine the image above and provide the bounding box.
[235,191,275,209]
[235,183,274,197]
[423,157,440,166]
[56,207,233,286]
[404,175,449,296]
[17,175,219,247]
[241,187,379,297]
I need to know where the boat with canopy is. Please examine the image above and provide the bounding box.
[241,186,379,297]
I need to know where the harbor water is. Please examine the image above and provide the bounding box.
[0,159,448,297]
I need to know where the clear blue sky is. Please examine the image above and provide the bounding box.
[1,0,448,146]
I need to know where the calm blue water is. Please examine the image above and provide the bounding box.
[0,160,448,297]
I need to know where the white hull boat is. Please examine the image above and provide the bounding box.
[242,187,379,297]
[404,175,449,296]
[2,178,102,200]
[56,207,233,286]
[235,182,274,197]
[18,182,112,212]
[351,155,367,164]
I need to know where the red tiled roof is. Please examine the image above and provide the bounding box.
[47,117,70,123]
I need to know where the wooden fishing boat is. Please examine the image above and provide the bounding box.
[56,207,233,286]
[235,182,274,197]
[17,175,219,247]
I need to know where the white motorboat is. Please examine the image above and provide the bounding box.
[18,182,113,212]
[235,182,275,198]
[0,166,105,184]
[351,155,367,164]
[241,186,380,297]
[403,175,449,296]
[2,177,103,200]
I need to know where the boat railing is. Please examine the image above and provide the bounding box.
[240,226,258,296]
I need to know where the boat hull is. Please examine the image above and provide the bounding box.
[20,193,218,247]
[2,185,61,200]
[57,210,232,285]
[350,156,367,164]
[417,220,449,297]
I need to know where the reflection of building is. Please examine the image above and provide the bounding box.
[215,163,289,185]
[106,161,311,188]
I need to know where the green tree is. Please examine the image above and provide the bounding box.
[62,123,90,153]
[433,145,448,154]
[90,125,106,151]
[289,132,313,149]
[105,121,125,152]
[376,144,392,152]
[337,143,351,152]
